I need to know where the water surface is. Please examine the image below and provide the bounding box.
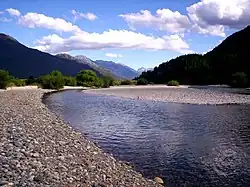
[44,90,250,187]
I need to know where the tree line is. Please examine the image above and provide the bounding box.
[0,69,147,90]
[136,54,249,88]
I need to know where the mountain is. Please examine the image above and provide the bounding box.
[137,25,250,86]
[57,54,120,79]
[95,60,139,79]
[137,67,153,74]
[0,33,102,78]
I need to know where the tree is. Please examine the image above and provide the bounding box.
[39,71,65,90]
[64,76,77,86]
[101,76,115,88]
[136,78,148,85]
[76,70,100,87]
[230,72,248,88]
[0,69,11,89]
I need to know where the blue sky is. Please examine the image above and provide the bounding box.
[0,0,249,70]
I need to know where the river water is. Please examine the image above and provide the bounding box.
[44,90,250,187]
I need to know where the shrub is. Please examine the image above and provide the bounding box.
[11,79,26,86]
[101,76,115,88]
[230,72,248,88]
[167,80,180,86]
[64,76,77,86]
[76,70,100,87]
[136,78,148,85]
[0,70,11,89]
[26,76,37,85]
[39,71,65,90]
[121,79,135,85]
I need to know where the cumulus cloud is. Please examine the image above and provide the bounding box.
[187,0,250,37]
[18,12,82,33]
[34,30,192,54]
[120,9,191,33]
[72,9,97,21]
[6,8,21,17]
[105,53,123,58]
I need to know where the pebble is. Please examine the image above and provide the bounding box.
[0,90,159,187]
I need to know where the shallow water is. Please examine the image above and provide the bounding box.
[44,90,250,187]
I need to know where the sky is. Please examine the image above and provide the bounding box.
[0,0,250,70]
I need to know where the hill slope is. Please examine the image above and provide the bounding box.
[0,34,101,78]
[57,54,120,79]
[138,26,250,86]
[95,60,139,79]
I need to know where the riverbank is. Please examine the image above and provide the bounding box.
[0,90,160,187]
[85,85,250,105]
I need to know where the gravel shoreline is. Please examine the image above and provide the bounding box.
[0,90,160,187]
[85,86,250,105]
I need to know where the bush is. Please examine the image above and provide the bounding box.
[167,80,180,86]
[101,76,115,88]
[121,79,135,85]
[76,70,101,87]
[230,72,248,88]
[0,70,11,89]
[136,78,148,85]
[39,71,65,90]
[26,76,38,85]
[64,76,77,86]
[11,79,26,86]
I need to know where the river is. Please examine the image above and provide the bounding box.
[44,89,250,187]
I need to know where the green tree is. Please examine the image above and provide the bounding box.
[64,76,77,86]
[76,70,100,87]
[39,71,65,90]
[230,72,248,88]
[0,70,11,89]
[101,76,115,88]
[121,79,135,85]
[136,78,148,85]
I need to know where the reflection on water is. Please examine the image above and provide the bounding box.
[44,90,250,187]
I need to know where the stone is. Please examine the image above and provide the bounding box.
[154,177,164,185]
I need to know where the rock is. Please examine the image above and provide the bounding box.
[154,177,164,185]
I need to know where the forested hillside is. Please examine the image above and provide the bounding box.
[137,26,250,87]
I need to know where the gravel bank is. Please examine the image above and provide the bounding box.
[0,90,159,187]
[85,86,250,105]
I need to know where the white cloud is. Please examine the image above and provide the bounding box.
[72,9,97,21]
[6,8,21,17]
[120,9,191,33]
[34,30,192,54]
[0,11,4,14]
[105,53,123,58]
[0,17,12,22]
[187,0,250,37]
[18,12,82,33]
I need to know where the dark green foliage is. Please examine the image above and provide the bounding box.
[26,76,37,85]
[39,71,65,90]
[0,69,11,89]
[11,79,26,86]
[230,72,248,88]
[101,76,115,88]
[137,26,250,87]
[121,79,135,85]
[76,70,102,87]
[167,80,180,86]
[64,76,77,86]
[136,78,148,85]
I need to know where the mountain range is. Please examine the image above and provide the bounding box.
[0,33,140,79]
